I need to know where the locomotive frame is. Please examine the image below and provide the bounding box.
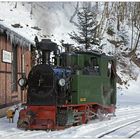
[17,39,116,130]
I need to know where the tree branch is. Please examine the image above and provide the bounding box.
[70,2,79,26]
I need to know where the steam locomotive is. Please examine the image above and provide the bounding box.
[17,38,116,130]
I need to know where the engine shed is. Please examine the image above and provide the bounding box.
[0,24,33,117]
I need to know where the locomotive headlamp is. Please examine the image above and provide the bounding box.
[59,78,66,87]
[18,78,27,87]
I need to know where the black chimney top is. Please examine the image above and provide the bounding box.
[37,39,58,52]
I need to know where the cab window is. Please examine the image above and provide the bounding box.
[83,57,100,75]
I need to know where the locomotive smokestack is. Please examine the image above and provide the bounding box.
[62,43,73,53]
[35,38,58,64]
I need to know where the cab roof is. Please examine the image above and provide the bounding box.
[61,50,115,60]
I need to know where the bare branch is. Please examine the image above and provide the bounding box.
[70,2,79,26]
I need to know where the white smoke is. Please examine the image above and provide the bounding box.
[23,2,78,44]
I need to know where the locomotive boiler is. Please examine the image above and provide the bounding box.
[17,38,116,130]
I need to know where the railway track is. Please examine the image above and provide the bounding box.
[128,129,140,138]
[96,119,140,138]
[71,108,140,139]
[43,109,140,138]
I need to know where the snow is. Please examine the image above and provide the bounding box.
[1,103,140,138]
[117,75,140,107]
[0,2,39,45]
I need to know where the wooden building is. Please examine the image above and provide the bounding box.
[0,24,33,117]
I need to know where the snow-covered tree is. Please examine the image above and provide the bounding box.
[69,5,99,50]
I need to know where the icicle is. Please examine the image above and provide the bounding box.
[5,30,9,41]
[0,27,4,33]
[19,39,23,47]
[14,35,20,46]
[11,33,14,45]
[0,23,33,49]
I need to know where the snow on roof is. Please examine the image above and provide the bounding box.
[0,23,33,48]
[0,2,43,47]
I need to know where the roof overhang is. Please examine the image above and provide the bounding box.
[0,24,34,48]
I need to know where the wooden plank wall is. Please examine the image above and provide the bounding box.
[0,34,31,112]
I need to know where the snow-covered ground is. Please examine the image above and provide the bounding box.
[0,103,140,138]
[117,75,140,107]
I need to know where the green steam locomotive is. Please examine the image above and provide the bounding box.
[17,39,116,130]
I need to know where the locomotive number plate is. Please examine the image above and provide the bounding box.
[80,98,86,102]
